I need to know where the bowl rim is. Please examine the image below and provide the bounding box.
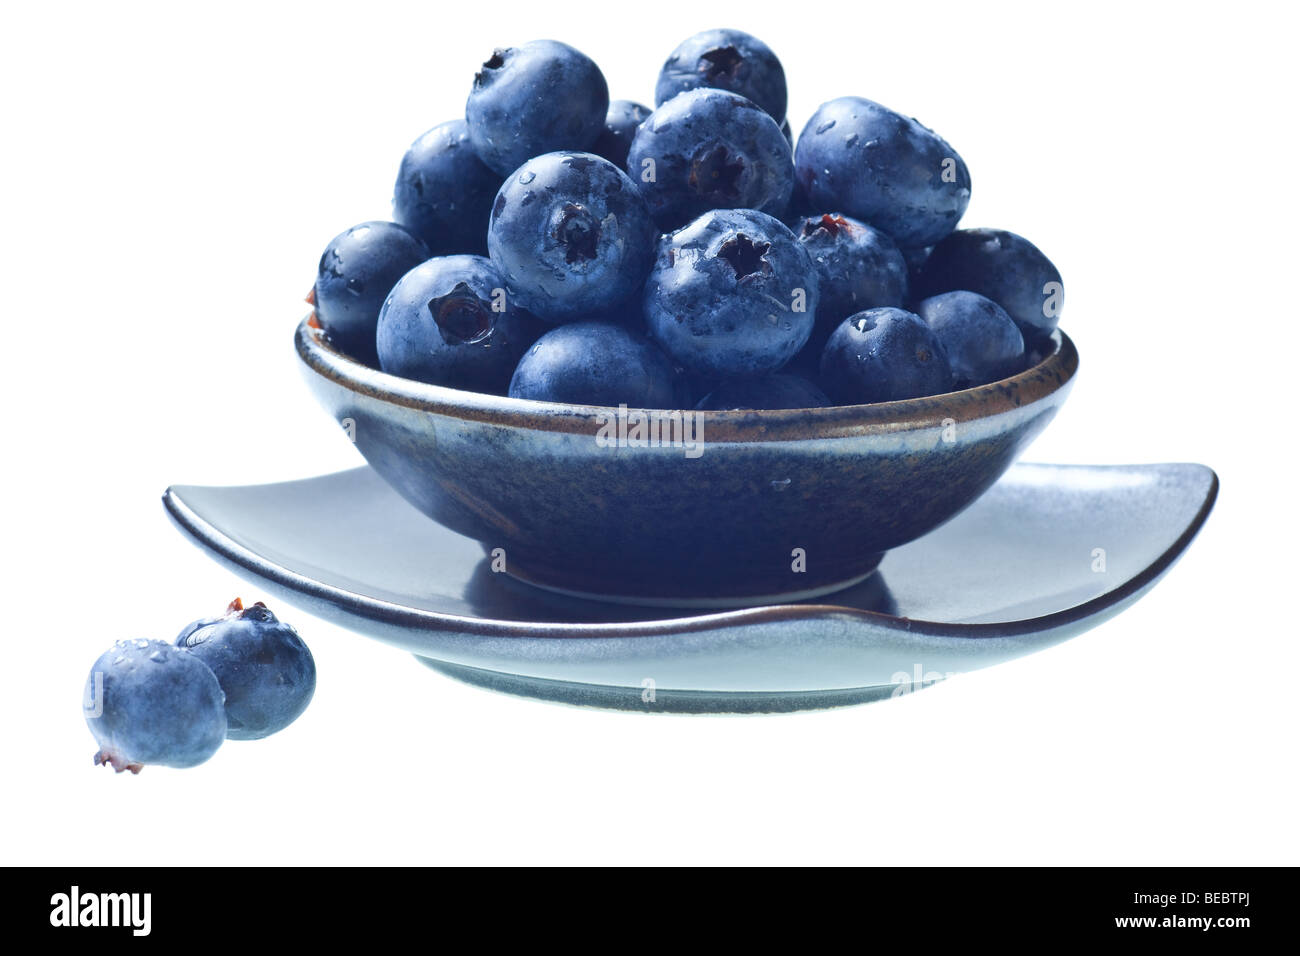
[295,314,1077,441]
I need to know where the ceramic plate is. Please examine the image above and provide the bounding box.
[163,462,1216,712]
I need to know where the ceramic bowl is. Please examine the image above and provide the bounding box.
[295,316,1078,605]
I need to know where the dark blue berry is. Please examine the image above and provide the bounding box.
[654,29,787,122]
[643,208,817,378]
[820,307,952,404]
[377,254,541,394]
[915,291,1026,388]
[176,598,315,741]
[795,97,970,248]
[591,99,651,170]
[393,119,502,257]
[465,40,609,176]
[488,151,656,322]
[314,221,429,366]
[85,640,226,772]
[914,228,1064,340]
[696,373,830,410]
[627,88,793,231]
[508,321,678,408]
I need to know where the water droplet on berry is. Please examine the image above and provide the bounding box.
[518,170,536,184]
[816,119,836,134]
[770,478,791,491]
[148,650,167,663]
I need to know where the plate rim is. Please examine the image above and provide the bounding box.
[162,461,1217,643]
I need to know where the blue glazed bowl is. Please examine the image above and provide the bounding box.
[296,316,1077,606]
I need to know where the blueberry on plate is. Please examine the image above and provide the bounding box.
[508,321,678,408]
[915,291,1025,388]
[820,307,952,404]
[643,208,818,378]
[313,221,429,366]
[487,151,656,322]
[654,28,788,123]
[695,373,830,410]
[85,640,226,772]
[176,598,315,741]
[913,228,1064,340]
[377,254,541,393]
[591,99,651,170]
[627,88,793,231]
[796,213,908,353]
[393,119,502,257]
[465,40,609,176]
[795,96,971,249]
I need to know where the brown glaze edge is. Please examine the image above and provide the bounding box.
[295,315,1078,443]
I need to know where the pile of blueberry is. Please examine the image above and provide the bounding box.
[311,29,1065,410]
[84,599,315,772]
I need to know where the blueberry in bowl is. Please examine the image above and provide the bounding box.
[465,40,609,177]
[654,28,788,123]
[820,307,952,404]
[509,321,678,407]
[795,96,971,249]
[643,208,818,378]
[627,88,793,230]
[487,151,657,322]
[392,119,502,257]
[915,291,1026,389]
[296,313,1077,605]
[377,254,542,394]
[312,221,429,366]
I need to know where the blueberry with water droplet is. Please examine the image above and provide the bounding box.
[313,221,428,366]
[488,152,656,322]
[795,97,970,248]
[466,40,609,176]
[176,598,315,742]
[643,208,817,378]
[393,119,501,257]
[85,640,226,773]
[915,291,1025,388]
[820,307,952,404]
[654,29,787,123]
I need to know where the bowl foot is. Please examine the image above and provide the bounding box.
[416,657,927,713]
[499,553,886,609]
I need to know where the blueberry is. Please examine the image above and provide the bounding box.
[627,88,793,231]
[176,598,315,741]
[85,640,226,772]
[913,228,1064,340]
[314,221,429,366]
[465,40,609,176]
[915,291,1025,388]
[377,254,541,393]
[795,213,908,355]
[393,119,502,257]
[643,208,817,378]
[591,99,651,170]
[696,373,830,410]
[508,321,677,408]
[654,29,788,123]
[820,307,952,404]
[795,97,971,249]
[487,151,656,322]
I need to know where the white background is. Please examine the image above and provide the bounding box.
[2,1,1295,865]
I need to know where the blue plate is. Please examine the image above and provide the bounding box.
[164,461,1216,712]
